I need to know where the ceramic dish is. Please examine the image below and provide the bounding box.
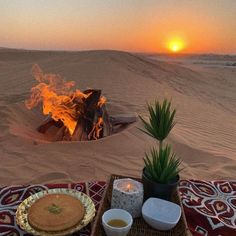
[16,188,95,236]
[142,197,181,231]
[102,209,133,236]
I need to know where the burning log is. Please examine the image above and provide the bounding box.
[26,64,136,142]
[37,110,137,141]
[53,126,67,142]
[36,89,113,141]
[101,105,112,137]
[34,89,137,141]
[37,116,63,133]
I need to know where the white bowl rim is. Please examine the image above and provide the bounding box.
[102,208,133,230]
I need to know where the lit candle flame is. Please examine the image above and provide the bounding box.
[126,183,131,192]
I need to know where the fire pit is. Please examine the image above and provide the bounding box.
[25,65,136,141]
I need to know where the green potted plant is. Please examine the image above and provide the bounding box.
[139,99,182,200]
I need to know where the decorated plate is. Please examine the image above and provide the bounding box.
[16,188,96,236]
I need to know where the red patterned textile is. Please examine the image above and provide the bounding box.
[0,182,106,236]
[179,180,236,236]
[0,180,235,236]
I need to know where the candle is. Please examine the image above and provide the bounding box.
[111,178,143,218]
[127,183,131,192]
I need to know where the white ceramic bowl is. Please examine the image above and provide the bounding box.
[142,197,181,231]
[102,209,133,236]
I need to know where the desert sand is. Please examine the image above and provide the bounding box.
[0,49,235,185]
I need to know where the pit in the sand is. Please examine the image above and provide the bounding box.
[25,65,136,142]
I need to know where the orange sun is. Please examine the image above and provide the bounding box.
[167,38,185,53]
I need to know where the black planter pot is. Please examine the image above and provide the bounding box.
[142,168,179,201]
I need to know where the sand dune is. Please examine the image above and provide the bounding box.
[0,49,235,185]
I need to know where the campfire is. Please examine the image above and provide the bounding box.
[25,65,136,141]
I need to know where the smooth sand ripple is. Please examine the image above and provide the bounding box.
[0,49,235,185]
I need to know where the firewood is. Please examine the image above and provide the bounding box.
[102,105,112,137]
[37,117,63,133]
[84,89,102,134]
[84,89,101,110]
[62,129,72,141]
[71,118,86,141]
[52,126,66,142]
[36,89,137,141]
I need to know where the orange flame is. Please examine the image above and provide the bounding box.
[25,64,105,136]
[88,117,103,140]
[126,183,131,191]
[98,96,106,107]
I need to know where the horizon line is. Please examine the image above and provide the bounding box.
[0,46,236,56]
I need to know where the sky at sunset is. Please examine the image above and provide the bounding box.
[0,0,236,53]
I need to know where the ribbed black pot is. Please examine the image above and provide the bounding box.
[142,168,179,201]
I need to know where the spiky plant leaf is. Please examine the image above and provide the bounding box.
[144,144,182,184]
[139,99,176,143]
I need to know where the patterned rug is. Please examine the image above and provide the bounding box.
[179,180,236,236]
[0,180,235,236]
